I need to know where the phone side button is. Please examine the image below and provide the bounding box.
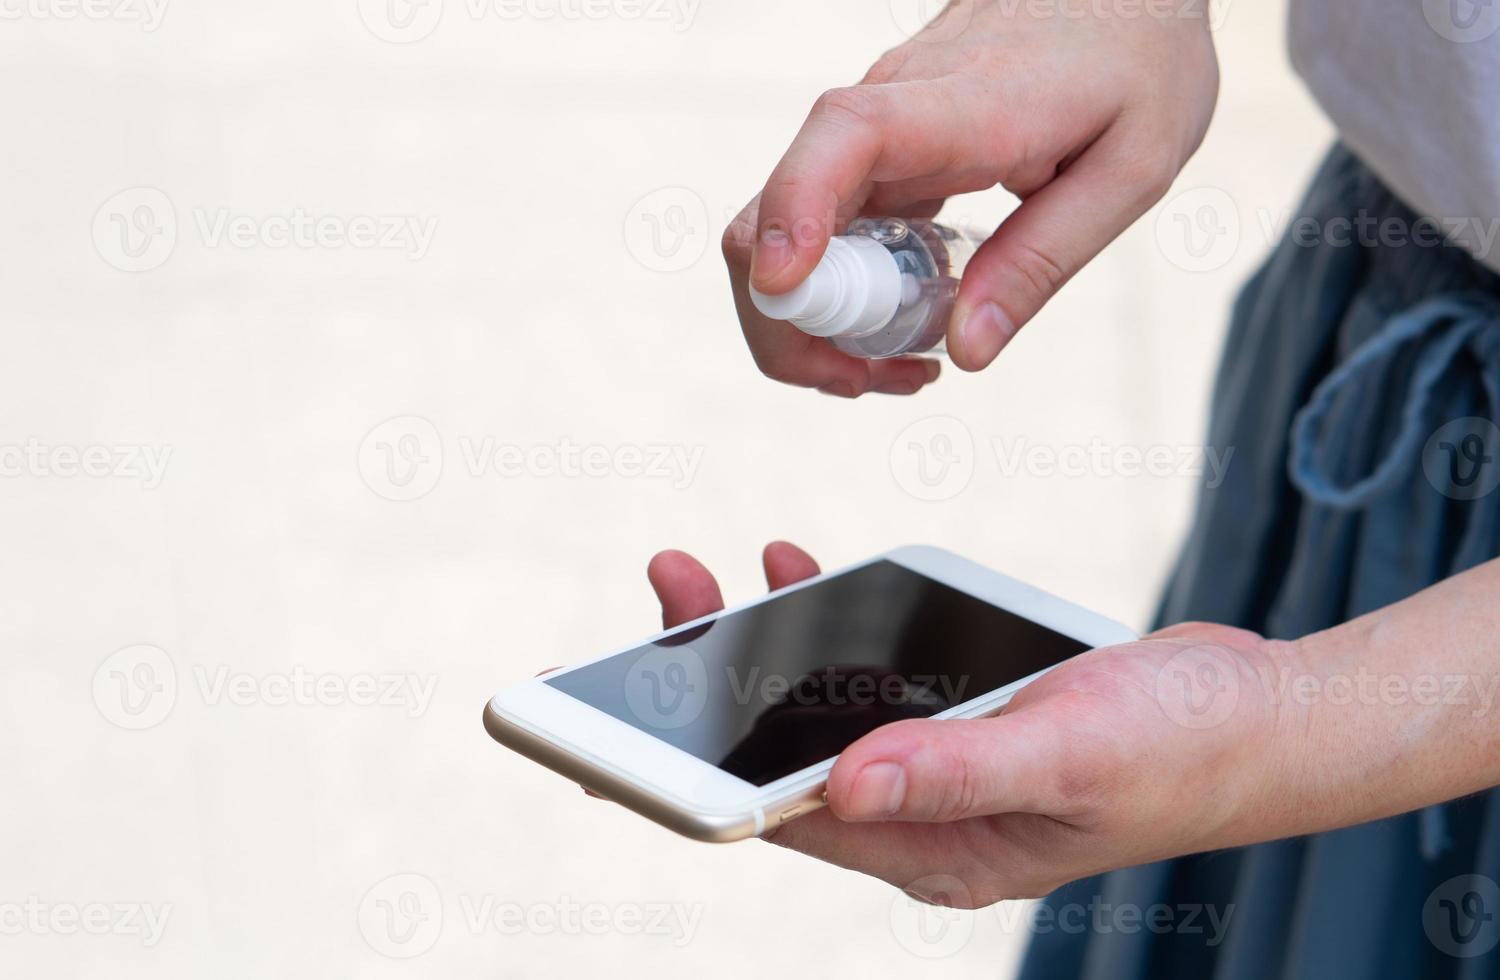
[777,805,804,824]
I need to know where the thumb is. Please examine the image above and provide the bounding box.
[826,712,1072,823]
[948,129,1173,372]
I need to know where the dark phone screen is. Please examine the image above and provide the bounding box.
[546,560,1087,786]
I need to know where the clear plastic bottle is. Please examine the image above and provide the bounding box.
[748,217,984,359]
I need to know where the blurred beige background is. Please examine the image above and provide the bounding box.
[0,0,1330,976]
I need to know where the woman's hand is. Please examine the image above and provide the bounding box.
[646,543,1297,907]
[724,0,1219,393]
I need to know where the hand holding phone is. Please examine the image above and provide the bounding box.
[652,544,1285,910]
[488,543,1131,835]
[486,543,1282,909]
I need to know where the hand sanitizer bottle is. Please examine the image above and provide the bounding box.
[748,217,984,359]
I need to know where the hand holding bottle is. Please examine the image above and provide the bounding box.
[724,0,1220,391]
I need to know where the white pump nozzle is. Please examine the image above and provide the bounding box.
[748,235,904,339]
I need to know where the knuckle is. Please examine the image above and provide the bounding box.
[750,351,794,382]
[924,742,982,821]
[1117,149,1179,207]
[1005,241,1070,304]
[811,86,882,132]
[860,48,908,85]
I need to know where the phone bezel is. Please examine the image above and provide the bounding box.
[485,545,1137,836]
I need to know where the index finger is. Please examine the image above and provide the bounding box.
[750,79,980,294]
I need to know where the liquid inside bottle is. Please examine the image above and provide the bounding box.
[748,216,983,359]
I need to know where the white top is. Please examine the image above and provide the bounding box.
[1289,0,1500,273]
[747,235,906,338]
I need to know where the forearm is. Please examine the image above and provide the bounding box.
[1261,557,1500,837]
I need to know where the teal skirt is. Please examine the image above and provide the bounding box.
[1020,145,1500,979]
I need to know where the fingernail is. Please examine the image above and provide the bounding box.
[923,360,941,383]
[818,382,857,398]
[842,762,906,821]
[751,226,792,287]
[957,302,1014,368]
[873,380,918,396]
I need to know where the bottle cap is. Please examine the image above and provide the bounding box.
[748,236,903,339]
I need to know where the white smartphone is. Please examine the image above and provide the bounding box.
[483,545,1136,842]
